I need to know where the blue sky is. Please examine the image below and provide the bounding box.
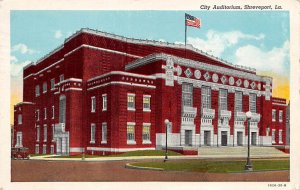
[10,10,290,100]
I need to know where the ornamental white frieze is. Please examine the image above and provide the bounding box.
[184,68,192,78]
[221,75,227,84]
[250,81,256,89]
[244,79,249,88]
[236,78,242,86]
[212,73,218,82]
[194,69,201,79]
[176,65,182,76]
[204,72,211,81]
[229,76,234,85]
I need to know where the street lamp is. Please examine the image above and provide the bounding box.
[164,119,169,162]
[245,111,253,171]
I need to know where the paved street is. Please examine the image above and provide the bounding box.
[11,159,289,182]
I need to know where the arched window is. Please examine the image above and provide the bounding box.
[35,85,40,97]
[59,95,66,123]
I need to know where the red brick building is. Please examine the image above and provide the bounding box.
[13,28,288,155]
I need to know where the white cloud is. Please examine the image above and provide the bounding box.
[187,30,265,57]
[11,43,37,54]
[235,40,290,76]
[54,30,63,39]
[10,56,18,64]
[10,60,31,77]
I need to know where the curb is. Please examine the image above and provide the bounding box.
[125,163,164,171]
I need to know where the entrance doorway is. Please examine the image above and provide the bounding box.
[56,137,69,155]
[237,132,243,146]
[221,131,228,146]
[185,130,192,146]
[251,132,257,145]
[204,131,211,146]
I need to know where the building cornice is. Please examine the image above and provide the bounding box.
[88,71,156,82]
[126,53,268,82]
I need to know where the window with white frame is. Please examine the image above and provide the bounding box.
[43,125,47,142]
[36,126,40,142]
[59,74,64,82]
[90,123,96,143]
[127,123,135,143]
[43,144,47,154]
[272,109,276,121]
[182,83,193,107]
[235,91,243,113]
[16,132,23,147]
[127,93,135,110]
[59,95,66,123]
[249,93,257,113]
[272,129,275,143]
[35,85,40,97]
[266,127,270,136]
[43,82,47,93]
[36,109,40,121]
[102,94,107,111]
[18,114,22,125]
[44,107,47,120]
[279,129,283,143]
[52,124,55,141]
[52,105,55,119]
[50,78,55,89]
[279,110,283,122]
[219,89,228,111]
[91,96,96,112]
[101,122,107,144]
[201,86,211,109]
[142,123,151,143]
[35,144,39,154]
[143,95,151,111]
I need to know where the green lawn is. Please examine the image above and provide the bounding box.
[48,150,182,158]
[131,159,289,173]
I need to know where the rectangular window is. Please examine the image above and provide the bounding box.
[182,83,193,107]
[201,86,211,109]
[18,114,22,125]
[91,96,96,112]
[50,78,55,89]
[143,95,151,111]
[43,125,47,142]
[272,129,275,143]
[59,74,64,82]
[36,126,40,142]
[235,91,243,113]
[16,132,22,147]
[272,109,276,121]
[127,93,135,110]
[101,122,107,144]
[36,109,40,121]
[90,124,96,143]
[127,123,135,143]
[35,144,39,154]
[43,82,47,93]
[52,124,55,141]
[35,85,40,97]
[279,130,283,143]
[219,89,228,111]
[44,107,47,120]
[249,93,257,113]
[102,94,107,111]
[52,106,55,119]
[142,123,151,143]
[43,145,47,154]
[279,110,283,122]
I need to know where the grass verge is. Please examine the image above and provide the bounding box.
[130,159,289,173]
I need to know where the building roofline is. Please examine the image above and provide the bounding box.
[25,27,256,73]
[88,71,156,83]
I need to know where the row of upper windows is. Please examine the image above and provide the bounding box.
[182,83,257,113]
[35,106,55,121]
[90,93,151,112]
[272,109,283,122]
[35,75,64,97]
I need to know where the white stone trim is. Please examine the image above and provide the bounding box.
[88,71,155,82]
[69,147,84,152]
[15,102,35,106]
[272,102,287,106]
[87,147,155,152]
[87,81,156,91]
[127,122,136,125]
[65,87,83,92]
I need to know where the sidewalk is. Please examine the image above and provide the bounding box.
[29,154,289,162]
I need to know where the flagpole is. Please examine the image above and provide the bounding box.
[185,13,187,46]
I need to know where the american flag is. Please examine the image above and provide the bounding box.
[185,13,201,28]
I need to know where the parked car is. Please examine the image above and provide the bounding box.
[11,147,30,160]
